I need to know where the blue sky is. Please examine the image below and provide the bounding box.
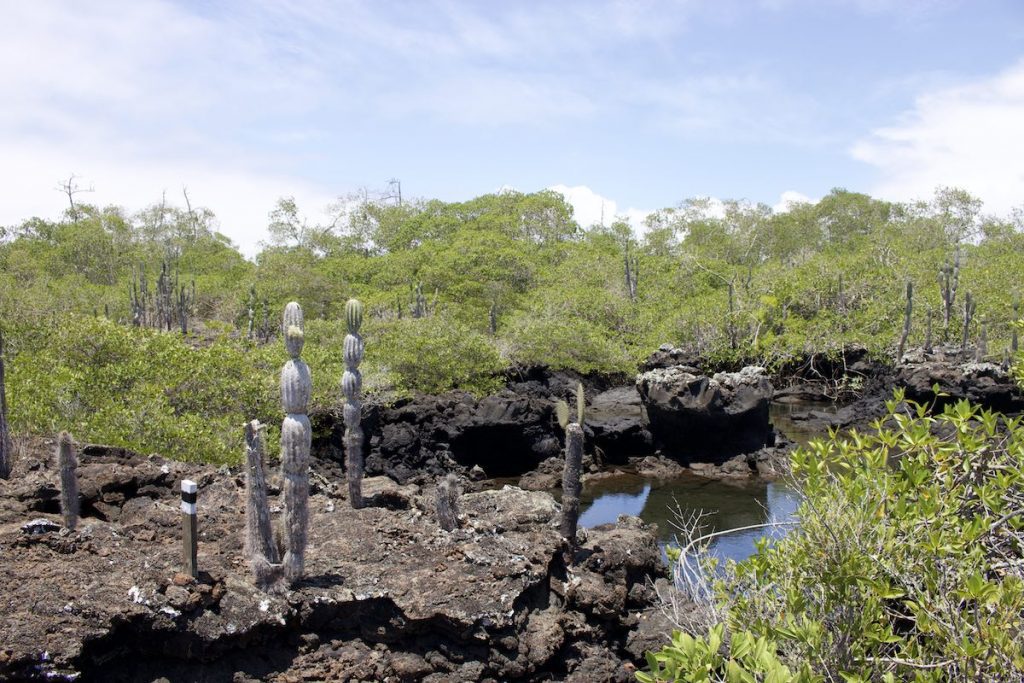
[2,0,1023,254]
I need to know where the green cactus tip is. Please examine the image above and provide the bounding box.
[555,400,569,430]
[575,382,585,426]
[346,298,363,334]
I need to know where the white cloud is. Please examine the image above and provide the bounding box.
[773,190,815,213]
[548,184,653,232]
[851,60,1024,216]
[0,140,336,258]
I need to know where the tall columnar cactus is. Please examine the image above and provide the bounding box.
[961,292,976,360]
[0,330,11,480]
[435,474,462,532]
[342,299,365,509]
[623,239,639,302]
[56,432,79,530]
[897,280,913,363]
[940,245,961,338]
[244,420,280,587]
[280,302,311,584]
[1013,295,1020,355]
[556,382,586,552]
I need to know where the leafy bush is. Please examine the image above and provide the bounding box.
[645,393,1024,682]
[503,306,633,375]
[372,314,507,396]
[638,625,815,683]
[7,315,277,464]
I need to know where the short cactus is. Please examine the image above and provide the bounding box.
[280,302,311,584]
[0,330,11,480]
[56,431,79,531]
[244,420,281,587]
[435,474,462,532]
[342,298,365,509]
[555,382,586,553]
[560,424,584,545]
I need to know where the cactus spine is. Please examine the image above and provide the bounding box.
[0,330,11,480]
[435,474,462,531]
[244,420,281,587]
[280,302,311,584]
[896,280,913,363]
[557,382,586,552]
[342,298,365,509]
[57,432,79,530]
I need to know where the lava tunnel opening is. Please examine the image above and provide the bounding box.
[449,424,543,478]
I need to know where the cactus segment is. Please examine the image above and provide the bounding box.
[575,382,585,426]
[555,400,569,430]
[280,359,311,414]
[343,334,364,366]
[345,298,363,334]
[283,301,303,334]
[285,325,305,359]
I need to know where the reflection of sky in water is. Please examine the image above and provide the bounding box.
[571,401,828,564]
[578,475,800,564]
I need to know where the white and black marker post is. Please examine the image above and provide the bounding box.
[181,479,198,578]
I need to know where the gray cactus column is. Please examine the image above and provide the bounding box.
[280,302,311,584]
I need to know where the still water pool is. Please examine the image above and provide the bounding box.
[576,400,832,563]
[578,474,800,564]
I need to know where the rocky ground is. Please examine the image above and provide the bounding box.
[0,444,674,682]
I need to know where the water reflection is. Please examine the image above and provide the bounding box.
[578,473,800,564]
[770,400,839,446]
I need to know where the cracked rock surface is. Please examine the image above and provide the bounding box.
[0,443,666,682]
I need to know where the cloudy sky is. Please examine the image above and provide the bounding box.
[2,0,1023,254]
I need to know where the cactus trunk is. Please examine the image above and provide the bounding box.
[961,292,975,360]
[0,330,11,480]
[435,474,462,531]
[560,423,584,546]
[281,414,310,583]
[343,299,365,509]
[57,432,79,530]
[244,420,280,586]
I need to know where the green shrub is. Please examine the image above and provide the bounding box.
[503,307,633,375]
[8,315,276,464]
[645,393,1024,682]
[371,314,507,396]
[638,625,817,683]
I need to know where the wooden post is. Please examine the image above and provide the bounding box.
[181,479,198,578]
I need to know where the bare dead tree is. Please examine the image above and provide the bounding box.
[56,174,94,219]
